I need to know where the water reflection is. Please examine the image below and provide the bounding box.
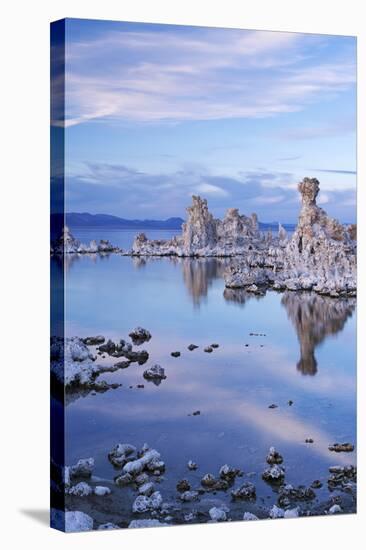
[223,287,264,307]
[281,291,356,375]
[180,258,228,306]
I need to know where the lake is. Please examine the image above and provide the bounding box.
[58,228,356,525]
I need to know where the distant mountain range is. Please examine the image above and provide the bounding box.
[51,212,297,232]
[52,212,186,230]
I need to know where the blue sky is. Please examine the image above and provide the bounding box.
[58,18,356,223]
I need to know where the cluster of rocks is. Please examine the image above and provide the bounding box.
[225,178,356,297]
[51,337,121,393]
[51,327,153,395]
[51,226,121,255]
[64,458,112,500]
[59,442,356,531]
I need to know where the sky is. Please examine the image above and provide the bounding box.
[56,18,356,223]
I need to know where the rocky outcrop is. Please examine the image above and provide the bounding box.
[51,226,121,255]
[131,195,269,257]
[224,178,356,296]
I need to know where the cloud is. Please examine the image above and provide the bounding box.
[310,168,356,175]
[195,182,229,196]
[64,162,356,222]
[56,24,356,127]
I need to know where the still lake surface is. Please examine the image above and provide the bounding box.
[60,228,356,520]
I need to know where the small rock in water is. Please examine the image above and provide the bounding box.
[305,438,314,443]
[192,410,201,416]
[201,473,216,488]
[82,336,105,346]
[328,504,342,514]
[97,523,119,530]
[68,482,93,497]
[209,507,227,522]
[211,343,219,348]
[180,490,199,502]
[171,351,181,357]
[94,486,111,496]
[231,482,256,500]
[137,384,144,389]
[129,327,152,345]
[288,400,294,406]
[176,479,191,492]
[219,464,241,482]
[262,464,285,483]
[266,447,284,465]
[188,344,198,351]
[204,346,213,353]
[328,442,354,453]
[188,460,198,470]
[143,364,167,383]
[243,512,258,521]
[268,404,278,409]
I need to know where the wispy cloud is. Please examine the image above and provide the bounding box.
[310,168,356,175]
[58,25,356,127]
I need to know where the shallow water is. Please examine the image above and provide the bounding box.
[59,245,356,524]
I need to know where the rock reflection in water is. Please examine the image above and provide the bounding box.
[223,287,265,307]
[281,291,356,375]
[180,258,228,306]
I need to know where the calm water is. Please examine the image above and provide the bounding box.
[59,229,356,523]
